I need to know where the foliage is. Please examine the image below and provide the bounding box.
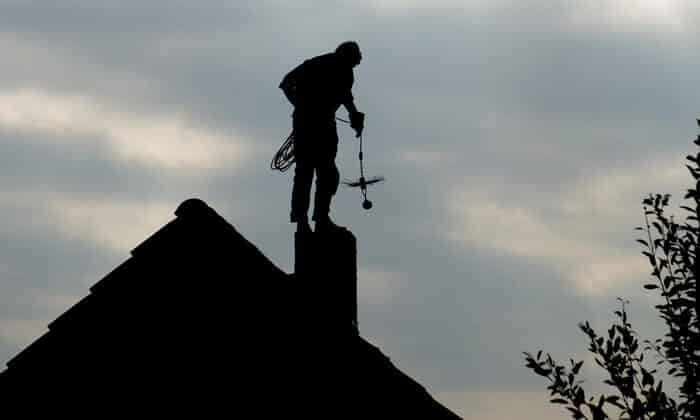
[524,124,700,419]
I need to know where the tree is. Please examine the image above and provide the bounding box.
[524,122,700,419]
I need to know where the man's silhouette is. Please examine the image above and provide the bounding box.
[280,41,364,233]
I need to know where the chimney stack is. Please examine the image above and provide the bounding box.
[294,228,358,331]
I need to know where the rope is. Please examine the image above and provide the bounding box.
[270,130,296,172]
[270,116,351,172]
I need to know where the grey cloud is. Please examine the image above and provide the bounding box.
[0,205,121,291]
[0,218,122,362]
[360,238,593,388]
[0,128,168,199]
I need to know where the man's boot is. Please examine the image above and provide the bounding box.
[296,218,312,234]
[314,215,344,233]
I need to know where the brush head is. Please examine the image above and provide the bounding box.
[342,175,385,188]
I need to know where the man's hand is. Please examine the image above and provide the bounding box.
[350,111,365,138]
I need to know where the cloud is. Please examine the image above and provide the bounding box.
[0,88,252,172]
[0,288,83,365]
[360,0,499,15]
[0,185,181,258]
[570,0,692,33]
[398,148,458,168]
[444,155,688,295]
[46,195,176,254]
[445,191,647,295]
[436,388,564,420]
[0,291,80,346]
[560,156,687,214]
[0,319,46,348]
[358,268,403,305]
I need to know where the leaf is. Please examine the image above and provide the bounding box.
[643,251,657,266]
[644,284,659,290]
[606,395,625,410]
[566,407,585,419]
[550,398,568,404]
[533,366,552,377]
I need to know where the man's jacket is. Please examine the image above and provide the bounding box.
[280,53,354,117]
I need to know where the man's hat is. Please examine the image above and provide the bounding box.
[336,41,361,64]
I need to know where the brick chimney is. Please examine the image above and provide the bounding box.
[294,228,358,331]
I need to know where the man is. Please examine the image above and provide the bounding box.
[279,41,364,233]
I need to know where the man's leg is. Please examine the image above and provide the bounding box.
[290,154,314,225]
[312,123,340,225]
[312,160,339,221]
[312,157,340,223]
[290,117,316,231]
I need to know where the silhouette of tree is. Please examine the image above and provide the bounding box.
[524,122,700,419]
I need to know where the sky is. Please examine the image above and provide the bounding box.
[1,1,699,418]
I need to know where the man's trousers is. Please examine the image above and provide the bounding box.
[290,115,340,222]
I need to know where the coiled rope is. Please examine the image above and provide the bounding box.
[270,130,296,172]
[270,116,353,172]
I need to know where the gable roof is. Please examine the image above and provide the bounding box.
[0,198,461,418]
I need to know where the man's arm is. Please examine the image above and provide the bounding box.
[343,99,359,116]
[343,95,364,138]
[340,69,357,115]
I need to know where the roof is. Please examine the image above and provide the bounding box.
[0,198,461,418]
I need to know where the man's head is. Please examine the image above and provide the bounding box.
[335,41,362,68]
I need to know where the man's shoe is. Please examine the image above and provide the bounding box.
[296,220,312,234]
[314,216,344,233]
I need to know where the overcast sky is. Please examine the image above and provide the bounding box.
[1,1,700,418]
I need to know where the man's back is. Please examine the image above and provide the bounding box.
[282,52,354,116]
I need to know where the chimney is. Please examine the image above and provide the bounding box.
[294,228,358,332]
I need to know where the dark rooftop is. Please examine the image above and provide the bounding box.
[0,198,461,418]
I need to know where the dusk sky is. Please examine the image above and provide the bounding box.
[1,1,700,418]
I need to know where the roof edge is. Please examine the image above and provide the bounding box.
[174,198,213,218]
